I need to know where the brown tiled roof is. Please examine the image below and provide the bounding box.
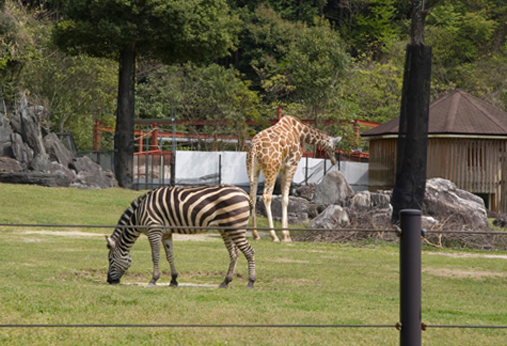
[361,89,507,137]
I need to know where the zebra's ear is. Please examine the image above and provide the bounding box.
[332,137,342,145]
[106,236,115,249]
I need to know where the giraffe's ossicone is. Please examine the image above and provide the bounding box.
[246,115,341,242]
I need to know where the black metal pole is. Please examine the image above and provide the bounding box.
[171,114,176,186]
[399,209,422,346]
[219,154,222,185]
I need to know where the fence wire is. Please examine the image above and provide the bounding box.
[2,222,507,235]
[0,323,395,329]
[1,222,507,331]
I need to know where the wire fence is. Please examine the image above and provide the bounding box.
[1,221,507,335]
[2,222,507,235]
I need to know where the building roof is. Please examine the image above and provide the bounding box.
[361,89,507,138]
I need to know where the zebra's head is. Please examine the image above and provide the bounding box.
[106,236,132,284]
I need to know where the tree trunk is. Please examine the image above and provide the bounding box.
[411,0,426,45]
[391,44,432,224]
[114,45,136,189]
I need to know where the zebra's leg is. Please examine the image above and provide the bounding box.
[147,229,163,287]
[218,230,240,288]
[234,235,256,289]
[162,234,178,287]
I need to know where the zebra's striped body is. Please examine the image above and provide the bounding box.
[106,185,256,288]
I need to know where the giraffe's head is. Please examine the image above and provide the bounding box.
[322,136,341,165]
[106,236,132,284]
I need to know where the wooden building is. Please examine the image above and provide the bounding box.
[361,89,507,213]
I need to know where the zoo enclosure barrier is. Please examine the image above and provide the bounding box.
[2,213,507,346]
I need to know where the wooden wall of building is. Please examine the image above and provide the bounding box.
[367,137,507,212]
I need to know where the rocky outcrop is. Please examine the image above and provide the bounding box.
[0,102,116,189]
[261,174,490,237]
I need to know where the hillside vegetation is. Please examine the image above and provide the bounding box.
[1,0,506,152]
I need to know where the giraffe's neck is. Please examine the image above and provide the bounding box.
[299,122,331,146]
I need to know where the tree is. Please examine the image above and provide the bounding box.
[53,0,240,188]
[0,0,35,108]
[391,0,440,224]
[282,18,351,120]
[136,63,261,151]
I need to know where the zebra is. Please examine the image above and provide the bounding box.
[106,185,256,289]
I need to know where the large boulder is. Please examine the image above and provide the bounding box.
[70,156,115,189]
[255,195,309,225]
[44,133,73,167]
[422,178,489,230]
[346,190,393,229]
[312,171,354,205]
[20,106,46,156]
[308,205,350,229]
[10,133,33,170]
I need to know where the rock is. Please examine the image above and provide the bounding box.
[350,190,371,209]
[312,171,354,205]
[0,171,71,187]
[0,115,13,156]
[20,106,46,156]
[422,178,489,230]
[104,170,119,188]
[44,133,73,167]
[255,195,309,225]
[0,157,23,172]
[7,112,22,134]
[421,216,440,230]
[493,215,507,228]
[370,192,391,208]
[10,133,33,169]
[304,202,328,219]
[49,161,77,183]
[29,153,52,172]
[70,156,115,189]
[294,183,317,201]
[309,205,350,229]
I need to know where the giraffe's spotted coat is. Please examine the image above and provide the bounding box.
[246,115,340,242]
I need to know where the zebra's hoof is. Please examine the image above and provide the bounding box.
[148,282,157,287]
[169,281,178,287]
[218,282,229,288]
[246,282,254,289]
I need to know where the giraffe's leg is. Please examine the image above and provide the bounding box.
[249,167,261,240]
[147,229,163,286]
[279,166,298,242]
[162,234,178,287]
[263,175,280,242]
[218,230,240,288]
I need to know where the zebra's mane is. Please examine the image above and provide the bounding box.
[109,193,148,242]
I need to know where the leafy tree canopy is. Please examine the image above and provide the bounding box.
[53,0,241,64]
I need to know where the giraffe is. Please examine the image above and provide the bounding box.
[246,115,341,242]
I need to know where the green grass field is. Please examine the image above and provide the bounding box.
[1,183,507,345]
